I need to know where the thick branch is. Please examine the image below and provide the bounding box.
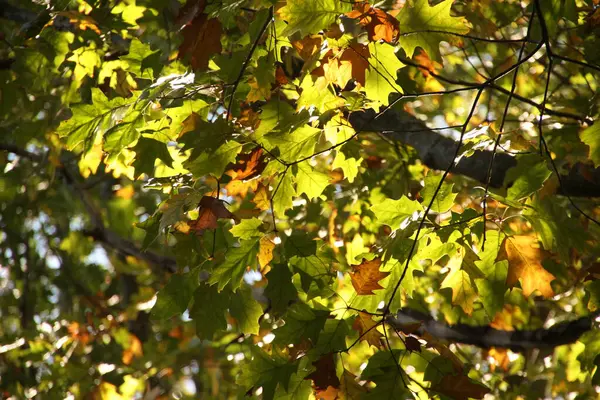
[348,109,600,197]
[388,308,598,352]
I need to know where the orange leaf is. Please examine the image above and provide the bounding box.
[346,3,399,43]
[498,235,556,298]
[487,347,510,372]
[226,148,267,181]
[189,196,236,235]
[292,35,323,60]
[122,334,143,365]
[177,1,222,71]
[432,374,490,400]
[352,312,383,348]
[349,258,389,295]
[413,49,442,77]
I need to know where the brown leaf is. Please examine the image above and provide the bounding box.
[352,312,383,348]
[346,3,399,43]
[498,235,556,298]
[189,196,236,235]
[306,353,340,391]
[349,258,389,295]
[315,386,339,400]
[178,1,222,71]
[432,374,490,400]
[404,336,421,352]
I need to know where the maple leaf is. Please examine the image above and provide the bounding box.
[404,336,421,352]
[177,0,222,71]
[314,44,370,87]
[432,374,490,400]
[306,353,340,391]
[349,258,390,295]
[225,148,267,181]
[396,0,470,62]
[413,49,442,77]
[352,312,383,348]
[258,235,276,270]
[253,183,271,211]
[346,3,399,43]
[498,235,556,298]
[189,196,236,235]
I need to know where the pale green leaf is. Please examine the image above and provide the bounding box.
[230,218,263,240]
[295,161,329,199]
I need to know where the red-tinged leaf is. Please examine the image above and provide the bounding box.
[404,336,421,352]
[177,0,222,71]
[346,2,399,43]
[432,374,490,400]
[226,148,267,181]
[306,353,340,391]
[352,312,383,348]
[349,258,390,295]
[189,196,236,235]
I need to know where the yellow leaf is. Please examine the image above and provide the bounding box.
[258,235,275,270]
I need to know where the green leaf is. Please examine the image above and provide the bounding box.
[474,230,508,317]
[274,303,329,346]
[364,42,404,107]
[132,137,174,178]
[273,173,296,216]
[264,125,322,163]
[229,285,263,335]
[370,196,423,229]
[189,283,229,339]
[295,161,329,200]
[121,38,160,79]
[277,0,352,37]
[230,218,263,240]
[505,154,552,201]
[332,150,362,183]
[396,0,470,61]
[239,348,298,400]
[441,256,478,315]
[185,140,242,178]
[421,175,457,213]
[151,268,199,320]
[265,263,298,314]
[580,123,600,168]
[208,238,260,291]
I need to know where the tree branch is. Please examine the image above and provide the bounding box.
[348,109,600,197]
[388,308,599,352]
[0,143,177,273]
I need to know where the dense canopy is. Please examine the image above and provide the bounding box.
[1,0,600,398]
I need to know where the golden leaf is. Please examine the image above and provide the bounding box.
[352,312,383,348]
[498,235,556,298]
